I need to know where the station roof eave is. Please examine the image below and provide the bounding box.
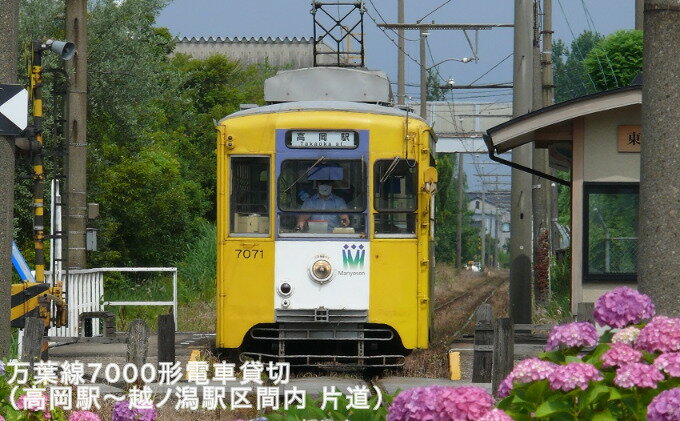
[485,85,642,153]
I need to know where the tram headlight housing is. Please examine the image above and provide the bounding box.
[310,258,333,284]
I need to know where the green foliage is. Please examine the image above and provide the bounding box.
[177,221,216,303]
[584,30,643,91]
[552,31,603,102]
[434,155,477,265]
[426,68,445,101]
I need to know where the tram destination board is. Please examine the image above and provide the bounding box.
[286,130,358,149]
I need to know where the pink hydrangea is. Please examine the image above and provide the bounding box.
[612,326,641,345]
[548,362,603,392]
[497,358,557,397]
[437,386,494,421]
[654,352,680,377]
[636,316,680,353]
[593,287,655,328]
[647,388,680,421]
[0,415,4,421]
[387,386,440,421]
[478,408,514,421]
[615,362,665,388]
[545,321,599,351]
[69,411,101,421]
[601,343,643,368]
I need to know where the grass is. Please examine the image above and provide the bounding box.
[105,222,217,332]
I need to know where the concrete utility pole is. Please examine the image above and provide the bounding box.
[456,153,464,269]
[66,0,88,269]
[481,184,486,268]
[532,0,553,304]
[419,28,428,119]
[0,0,19,359]
[397,0,405,104]
[638,0,680,317]
[510,0,534,323]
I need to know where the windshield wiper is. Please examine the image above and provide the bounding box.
[283,156,326,193]
[379,156,401,183]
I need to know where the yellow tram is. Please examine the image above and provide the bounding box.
[215,67,437,367]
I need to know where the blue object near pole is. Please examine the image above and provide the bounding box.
[11,241,35,282]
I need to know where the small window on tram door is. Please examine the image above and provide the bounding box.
[230,157,269,235]
[373,159,417,235]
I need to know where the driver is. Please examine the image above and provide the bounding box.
[296,181,350,231]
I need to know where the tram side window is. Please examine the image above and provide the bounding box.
[230,157,269,235]
[374,159,417,235]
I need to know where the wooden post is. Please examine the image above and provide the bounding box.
[157,314,175,365]
[576,302,595,323]
[126,319,149,369]
[21,317,44,365]
[492,318,514,395]
[472,303,494,382]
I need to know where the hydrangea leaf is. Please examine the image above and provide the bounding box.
[533,396,573,418]
[591,409,617,421]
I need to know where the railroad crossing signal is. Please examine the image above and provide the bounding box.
[0,84,28,136]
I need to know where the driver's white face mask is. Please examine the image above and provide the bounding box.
[318,184,332,196]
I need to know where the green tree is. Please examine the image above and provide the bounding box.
[553,31,603,102]
[583,30,643,91]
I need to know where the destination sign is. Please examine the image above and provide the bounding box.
[286,130,358,149]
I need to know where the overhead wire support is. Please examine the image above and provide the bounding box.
[312,1,365,67]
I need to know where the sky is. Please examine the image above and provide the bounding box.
[156,0,636,191]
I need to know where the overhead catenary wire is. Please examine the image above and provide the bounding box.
[579,0,619,88]
[555,0,600,91]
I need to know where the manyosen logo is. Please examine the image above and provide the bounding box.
[342,244,365,270]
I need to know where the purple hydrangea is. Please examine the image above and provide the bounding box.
[545,321,599,351]
[68,411,101,421]
[548,362,603,392]
[478,408,514,421]
[654,353,680,377]
[636,316,680,353]
[601,343,643,368]
[615,362,665,389]
[612,326,641,345]
[594,287,655,328]
[387,386,440,421]
[437,386,494,421]
[647,388,680,421]
[112,400,157,421]
[497,358,557,398]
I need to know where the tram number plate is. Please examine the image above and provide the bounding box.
[235,249,263,259]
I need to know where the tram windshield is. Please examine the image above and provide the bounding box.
[278,159,366,236]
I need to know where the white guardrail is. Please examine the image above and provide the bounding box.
[47,267,177,338]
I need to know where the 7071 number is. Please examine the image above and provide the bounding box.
[235,249,264,259]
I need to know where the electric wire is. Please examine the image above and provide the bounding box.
[579,0,619,88]
[555,0,600,91]
[417,0,455,24]
[366,0,420,41]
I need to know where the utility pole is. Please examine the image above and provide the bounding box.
[456,153,464,269]
[510,0,534,324]
[66,0,88,269]
[0,0,19,359]
[397,0,405,104]
[419,28,428,119]
[481,183,486,268]
[638,0,680,317]
[532,0,552,304]
[377,22,513,119]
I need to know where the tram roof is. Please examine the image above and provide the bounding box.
[219,101,427,123]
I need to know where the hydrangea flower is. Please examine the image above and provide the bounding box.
[478,408,514,421]
[548,362,603,391]
[112,400,158,421]
[636,316,680,353]
[69,411,102,421]
[654,352,680,377]
[545,321,599,351]
[615,362,665,388]
[593,287,655,328]
[0,415,5,421]
[387,386,440,421]
[612,326,641,345]
[601,343,643,368]
[647,387,680,421]
[437,386,494,421]
[497,358,557,398]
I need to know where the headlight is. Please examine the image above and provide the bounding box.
[310,258,333,283]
